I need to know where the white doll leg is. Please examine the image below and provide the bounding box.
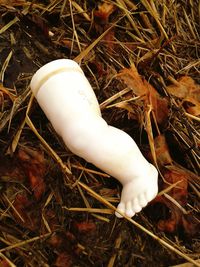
[30,59,158,218]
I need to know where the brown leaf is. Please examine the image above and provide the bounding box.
[0,156,25,183]
[48,234,64,249]
[18,147,46,200]
[117,64,169,124]
[0,259,10,267]
[48,231,76,250]
[149,88,169,125]
[94,3,116,23]
[0,92,3,110]
[74,221,96,233]
[153,166,199,235]
[158,216,179,233]
[163,167,188,205]
[166,76,199,99]
[117,64,148,96]
[157,208,199,235]
[181,214,200,236]
[183,97,200,116]
[166,76,200,116]
[28,171,46,201]
[93,3,116,52]
[13,192,41,231]
[101,28,115,52]
[154,134,173,166]
[54,252,73,267]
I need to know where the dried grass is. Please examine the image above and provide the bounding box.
[0,0,199,266]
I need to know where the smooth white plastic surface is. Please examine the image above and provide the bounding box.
[30,59,158,218]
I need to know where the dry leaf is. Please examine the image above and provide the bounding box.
[166,76,200,99]
[48,231,76,249]
[0,156,25,183]
[48,234,65,249]
[154,166,199,234]
[0,259,10,267]
[152,135,199,234]
[117,64,148,96]
[94,3,116,23]
[117,64,169,164]
[74,221,96,233]
[183,97,200,116]
[163,168,188,204]
[101,28,115,51]
[157,207,199,235]
[18,147,46,200]
[93,3,116,52]
[154,134,173,166]
[54,252,73,267]
[117,64,169,124]
[166,76,200,116]
[13,192,41,231]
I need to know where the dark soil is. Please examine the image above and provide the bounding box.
[0,1,199,267]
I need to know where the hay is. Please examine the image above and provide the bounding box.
[0,1,199,266]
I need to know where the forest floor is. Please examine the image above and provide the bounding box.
[0,1,199,266]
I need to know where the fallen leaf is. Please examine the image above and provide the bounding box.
[94,3,116,23]
[13,192,41,231]
[183,97,200,116]
[116,64,169,165]
[74,221,96,233]
[117,65,148,96]
[166,76,200,99]
[48,234,64,249]
[0,259,10,267]
[166,76,200,116]
[117,63,169,125]
[93,3,116,52]
[18,147,46,200]
[0,156,25,183]
[48,231,76,250]
[154,134,173,166]
[181,214,200,236]
[158,214,178,233]
[164,168,188,204]
[151,135,200,234]
[157,205,199,235]
[54,252,73,267]
[153,165,199,235]
[101,28,115,52]
[86,60,107,79]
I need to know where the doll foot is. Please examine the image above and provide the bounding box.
[115,164,158,218]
